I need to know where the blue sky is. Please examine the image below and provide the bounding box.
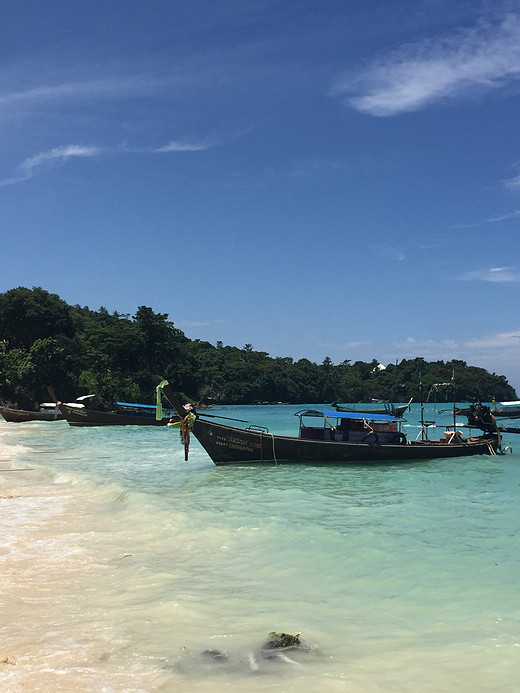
[2,0,520,392]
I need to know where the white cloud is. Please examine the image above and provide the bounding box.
[20,144,100,174]
[0,144,101,187]
[395,337,458,355]
[503,173,520,190]
[452,207,520,228]
[393,330,520,372]
[378,245,405,261]
[460,266,520,282]
[482,208,520,224]
[465,330,520,351]
[155,140,215,153]
[286,158,352,180]
[481,208,520,223]
[0,135,222,187]
[334,330,519,386]
[0,75,175,109]
[176,318,226,328]
[155,127,250,154]
[332,12,520,116]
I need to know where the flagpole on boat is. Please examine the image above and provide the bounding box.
[452,368,457,434]
[391,359,398,406]
[419,368,425,441]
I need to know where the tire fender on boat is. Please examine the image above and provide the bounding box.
[361,432,380,445]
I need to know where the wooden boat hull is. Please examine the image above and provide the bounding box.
[59,403,174,427]
[190,418,499,465]
[0,406,63,423]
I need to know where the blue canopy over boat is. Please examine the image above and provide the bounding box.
[300,409,399,422]
[116,401,157,409]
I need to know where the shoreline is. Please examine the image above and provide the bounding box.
[0,450,172,691]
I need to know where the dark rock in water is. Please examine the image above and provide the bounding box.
[200,648,228,661]
[262,632,301,650]
[172,632,317,677]
[171,647,231,676]
[259,631,318,666]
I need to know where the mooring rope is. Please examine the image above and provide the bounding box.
[259,431,278,465]
[268,432,278,465]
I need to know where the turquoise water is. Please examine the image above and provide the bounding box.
[1,404,519,692]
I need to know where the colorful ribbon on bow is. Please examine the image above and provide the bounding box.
[179,412,197,460]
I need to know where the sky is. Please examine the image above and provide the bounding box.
[2,0,520,393]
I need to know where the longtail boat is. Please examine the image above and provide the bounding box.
[0,396,93,423]
[453,402,520,437]
[332,398,412,418]
[58,401,180,427]
[158,381,502,466]
[45,386,180,427]
[455,401,520,420]
[0,404,63,423]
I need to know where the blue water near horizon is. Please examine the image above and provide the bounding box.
[1,403,520,692]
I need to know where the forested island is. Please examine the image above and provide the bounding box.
[0,287,516,409]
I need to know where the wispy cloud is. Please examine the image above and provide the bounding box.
[459,266,520,282]
[452,207,520,228]
[0,144,100,187]
[377,245,405,261]
[332,12,520,116]
[155,139,218,153]
[486,209,520,222]
[395,332,516,358]
[176,318,226,328]
[0,74,179,110]
[344,340,373,349]
[393,329,520,373]
[503,173,520,190]
[333,330,519,383]
[286,158,352,180]
[465,330,520,351]
[0,136,222,186]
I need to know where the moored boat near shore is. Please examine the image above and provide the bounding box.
[0,396,95,423]
[332,398,412,418]
[158,381,502,466]
[59,401,180,427]
[455,401,520,420]
[491,401,520,418]
[453,402,520,437]
[0,403,63,423]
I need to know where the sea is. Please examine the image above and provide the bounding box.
[1,403,519,693]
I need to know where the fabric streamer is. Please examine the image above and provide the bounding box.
[180,412,197,460]
[155,384,163,421]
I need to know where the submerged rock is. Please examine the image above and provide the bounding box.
[200,648,228,661]
[172,631,317,677]
[258,631,317,667]
[262,631,301,650]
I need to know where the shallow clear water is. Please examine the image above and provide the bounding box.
[1,404,519,692]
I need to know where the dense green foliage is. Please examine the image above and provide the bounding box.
[0,287,516,408]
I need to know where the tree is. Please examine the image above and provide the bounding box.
[0,287,74,349]
[133,306,189,392]
[0,338,72,405]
